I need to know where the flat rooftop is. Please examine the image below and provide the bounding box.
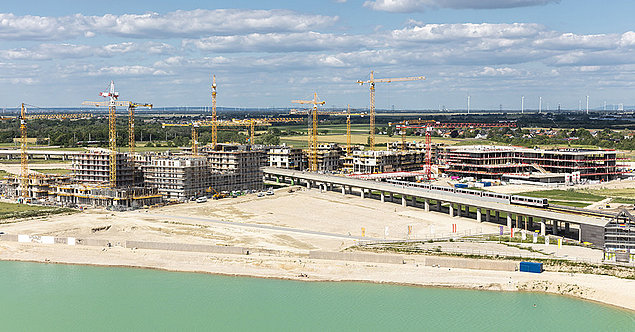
[446,145,618,155]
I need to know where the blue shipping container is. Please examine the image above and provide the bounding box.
[519,261,543,273]
[454,183,468,188]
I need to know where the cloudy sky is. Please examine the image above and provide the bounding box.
[1,0,633,110]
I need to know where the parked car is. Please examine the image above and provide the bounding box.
[196,197,208,203]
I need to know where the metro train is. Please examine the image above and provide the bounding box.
[386,179,549,208]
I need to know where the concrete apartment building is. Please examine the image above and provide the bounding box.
[268,146,303,170]
[70,149,134,187]
[302,143,343,172]
[144,156,211,200]
[351,150,426,174]
[441,145,624,181]
[204,144,265,191]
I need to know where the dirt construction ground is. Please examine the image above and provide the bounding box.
[0,187,498,253]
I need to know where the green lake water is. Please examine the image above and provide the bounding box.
[0,261,633,331]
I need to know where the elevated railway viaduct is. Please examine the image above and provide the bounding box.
[263,167,608,246]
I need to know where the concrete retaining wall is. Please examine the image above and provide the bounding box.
[424,256,518,271]
[309,251,404,264]
[0,234,18,242]
[75,238,111,247]
[126,240,247,255]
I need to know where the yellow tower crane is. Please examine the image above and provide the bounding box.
[128,103,152,157]
[161,122,201,155]
[292,93,325,172]
[356,71,425,150]
[82,81,148,187]
[346,105,352,157]
[15,103,91,197]
[211,75,218,147]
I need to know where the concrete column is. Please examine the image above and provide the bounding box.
[486,210,491,222]
[506,215,512,229]
[306,181,310,189]
[553,220,558,235]
[401,196,407,207]
[341,186,346,195]
[516,215,521,229]
[436,200,441,211]
[411,196,416,208]
[495,211,500,223]
[540,220,546,236]
[360,189,365,199]
[449,204,455,217]
[424,199,430,212]
[565,222,570,233]
[380,192,385,203]
[477,208,482,223]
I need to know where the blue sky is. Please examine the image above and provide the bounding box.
[1,0,634,110]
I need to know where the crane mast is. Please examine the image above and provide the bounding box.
[346,106,352,156]
[211,75,218,147]
[20,103,28,198]
[128,103,152,158]
[292,93,325,172]
[192,123,199,156]
[357,71,425,150]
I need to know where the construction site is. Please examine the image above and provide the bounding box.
[3,71,631,207]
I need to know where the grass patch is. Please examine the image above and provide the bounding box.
[36,168,71,175]
[611,198,635,205]
[517,189,604,202]
[583,188,635,204]
[0,202,76,221]
[0,159,70,164]
[548,200,591,208]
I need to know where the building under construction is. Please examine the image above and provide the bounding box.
[268,146,303,170]
[71,149,134,187]
[350,149,427,174]
[441,145,624,181]
[144,155,211,200]
[204,144,265,192]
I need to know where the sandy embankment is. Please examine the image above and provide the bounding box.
[0,187,633,311]
[1,242,633,312]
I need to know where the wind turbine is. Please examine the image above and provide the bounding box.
[521,96,524,114]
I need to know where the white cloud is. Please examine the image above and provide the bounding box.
[183,32,370,53]
[0,42,174,60]
[0,10,338,40]
[533,32,618,50]
[88,65,170,77]
[364,0,559,12]
[390,23,542,42]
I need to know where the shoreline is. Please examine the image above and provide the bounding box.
[2,243,634,313]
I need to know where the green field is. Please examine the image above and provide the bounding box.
[517,189,605,202]
[0,159,69,164]
[36,169,71,175]
[0,202,75,221]
[548,200,591,208]
[582,188,635,205]
[518,188,635,206]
